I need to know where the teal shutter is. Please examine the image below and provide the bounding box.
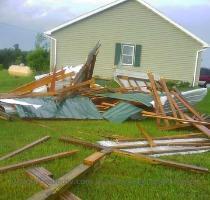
[114,43,122,65]
[134,45,142,67]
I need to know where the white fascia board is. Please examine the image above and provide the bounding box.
[44,0,209,47]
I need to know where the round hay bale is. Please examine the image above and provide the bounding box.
[8,64,32,77]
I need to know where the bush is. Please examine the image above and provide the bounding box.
[0,64,4,70]
[26,48,49,72]
[166,80,190,90]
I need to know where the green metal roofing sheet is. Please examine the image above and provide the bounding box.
[97,92,153,107]
[15,96,102,119]
[103,102,142,123]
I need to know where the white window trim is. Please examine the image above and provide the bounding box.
[121,44,135,66]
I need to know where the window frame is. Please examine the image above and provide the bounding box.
[121,44,135,66]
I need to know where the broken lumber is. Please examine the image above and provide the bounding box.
[0,150,78,174]
[103,132,204,142]
[12,70,74,94]
[185,115,210,138]
[26,167,81,200]
[147,73,169,126]
[172,91,204,121]
[114,150,209,173]
[83,151,107,166]
[27,149,110,200]
[0,136,51,162]
[142,111,210,126]
[59,136,102,150]
[136,123,156,147]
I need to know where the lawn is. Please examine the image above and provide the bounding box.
[0,70,210,200]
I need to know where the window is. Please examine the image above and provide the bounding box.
[114,43,142,67]
[121,44,135,66]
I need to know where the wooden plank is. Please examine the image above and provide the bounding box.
[27,150,110,200]
[185,115,210,138]
[136,123,156,147]
[26,167,81,200]
[83,151,107,166]
[12,71,74,94]
[159,79,178,119]
[114,150,209,173]
[56,79,95,101]
[0,136,51,162]
[0,150,78,174]
[142,111,210,126]
[104,132,204,142]
[59,136,102,150]
[147,73,169,126]
[172,91,204,121]
[159,123,190,131]
[141,146,210,155]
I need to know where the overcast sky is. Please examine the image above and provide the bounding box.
[0,0,209,67]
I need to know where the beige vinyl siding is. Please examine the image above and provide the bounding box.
[51,0,203,84]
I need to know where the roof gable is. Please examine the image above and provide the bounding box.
[45,0,209,47]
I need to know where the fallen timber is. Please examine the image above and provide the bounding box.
[142,111,210,127]
[114,150,209,174]
[0,150,78,174]
[27,149,111,200]
[0,136,51,162]
[60,136,209,174]
[26,167,81,200]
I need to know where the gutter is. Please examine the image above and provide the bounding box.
[44,33,57,71]
[192,46,209,87]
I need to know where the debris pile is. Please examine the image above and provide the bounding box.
[0,42,208,124]
[0,42,210,199]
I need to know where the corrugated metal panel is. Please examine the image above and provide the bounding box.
[97,92,153,107]
[103,102,142,123]
[51,0,201,84]
[15,96,102,119]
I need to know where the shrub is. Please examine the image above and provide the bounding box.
[26,48,49,72]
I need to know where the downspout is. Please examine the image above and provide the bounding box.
[44,34,57,71]
[192,47,208,87]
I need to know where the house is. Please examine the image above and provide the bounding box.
[45,0,209,86]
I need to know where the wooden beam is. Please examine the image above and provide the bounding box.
[172,91,204,121]
[142,111,210,126]
[0,136,51,162]
[159,79,178,119]
[26,167,81,200]
[114,150,209,173]
[185,115,210,138]
[147,73,169,126]
[103,133,204,142]
[83,151,108,166]
[12,71,74,94]
[0,150,78,174]
[27,149,110,200]
[136,123,156,147]
[59,136,102,150]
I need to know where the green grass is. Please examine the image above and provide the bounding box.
[0,71,210,200]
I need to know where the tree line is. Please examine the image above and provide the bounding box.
[0,33,50,72]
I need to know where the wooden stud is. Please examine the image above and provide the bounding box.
[147,73,170,126]
[26,167,81,200]
[114,150,209,173]
[0,136,51,162]
[136,123,156,147]
[0,150,78,174]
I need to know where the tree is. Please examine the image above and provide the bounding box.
[35,33,49,50]
[26,48,49,72]
[26,33,50,72]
